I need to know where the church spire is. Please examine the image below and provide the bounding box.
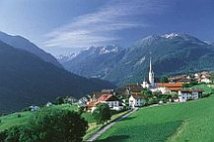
[149,56,152,73]
[148,54,155,87]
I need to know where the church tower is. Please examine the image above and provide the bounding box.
[149,57,155,87]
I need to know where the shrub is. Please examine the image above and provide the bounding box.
[93,103,111,124]
[17,114,21,118]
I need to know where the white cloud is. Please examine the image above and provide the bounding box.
[44,0,169,48]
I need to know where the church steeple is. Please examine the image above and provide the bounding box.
[149,57,152,73]
[149,56,155,87]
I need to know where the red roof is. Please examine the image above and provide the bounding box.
[157,82,183,91]
[86,101,100,109]
[86,94,120,110]
[97,94,120,102]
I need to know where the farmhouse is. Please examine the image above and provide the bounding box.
[178,89,203,102]
[129,93,145,108]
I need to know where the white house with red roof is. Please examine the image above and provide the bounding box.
[86,94,123,112]
[97,94,123,111]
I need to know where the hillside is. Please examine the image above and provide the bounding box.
[61,33,214,85]
[0,31,62,68]
[98,86,214,142]
[0,41,115,114]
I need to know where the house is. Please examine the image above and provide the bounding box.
[29,105,40,111]
[169,75,192,83]
[101,89,115,94]
[78,96,91,107]
[66,96,77,104]
[97,94,123,111]
[129,93,145,108]
[126,84,143,94]
[178,89,203,102]
[90,89,116,102]
[86,94,123,112]
[156,82,184,93]
[46,102,53,107]
[194,71,212,83]
[200,78,211,84]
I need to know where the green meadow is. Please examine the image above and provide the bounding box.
[0,103,127,140]
[98,86,214,142]
[0,104,94,132]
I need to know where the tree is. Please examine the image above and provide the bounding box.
[55,96,65,105]
[1,108,88,142]
[0,130,7,142]
[141,88,152,97]
[93,103,111,124]
[210,72,214,83]
[170,92,178,100]
[160,76,169,83]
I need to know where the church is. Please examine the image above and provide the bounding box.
[141,57,155,89]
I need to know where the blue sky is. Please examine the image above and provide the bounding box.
[0,0,214,56]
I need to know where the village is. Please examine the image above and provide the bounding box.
[74,57,212,113]
[27,57,213,114]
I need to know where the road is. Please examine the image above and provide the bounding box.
[87,108,138,142]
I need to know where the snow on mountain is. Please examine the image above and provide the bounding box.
[99,46,119,55]
[161,33,179,39]
[57,52,80,63]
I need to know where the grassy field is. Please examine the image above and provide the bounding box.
[0,104,94,132]
[97,86,214,142]
[0,103,128,141]
[84,110,129,140]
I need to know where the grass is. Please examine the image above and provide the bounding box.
[0,104,94,132]
[97,85,214,142]
[83,110,129,140]
[0,103,128,141]
[0,111,33,131]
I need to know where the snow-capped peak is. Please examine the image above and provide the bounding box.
[161,33,179,39]
[57,52,79,62]
[99,46,119,55]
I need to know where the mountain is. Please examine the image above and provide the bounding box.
[0,31,62,68]
[61,33,214,85]
[0,41,115,114]
[57,52,80,64]
[61,45,125,78]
